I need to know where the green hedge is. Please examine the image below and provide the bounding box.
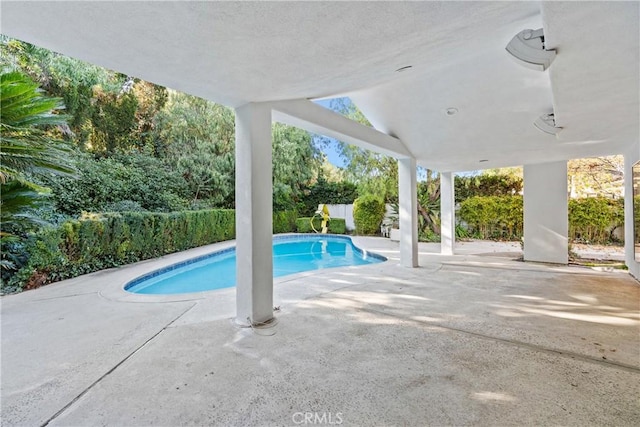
[568,197,624,244]
[459,195,624,244]
[12,209,235,290]
[353,195,385,235]
[295,217,346,234]
[273,210,298,234]
[459,196,523,240]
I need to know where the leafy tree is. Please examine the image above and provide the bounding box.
[331,98,398,202]
[89,86,139,153]
[154,91,236,206]
[1,37,125,147]
[298,176,358,216]
[42,152,190,215]
[318,157,347,183]
[568,156,623,199]
[272,123,322,210]
[455,173,522,202]
[131,80,168,151]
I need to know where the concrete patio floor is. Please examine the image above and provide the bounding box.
[1,237,638,426]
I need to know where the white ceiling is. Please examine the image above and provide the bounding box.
[2,1,638,172]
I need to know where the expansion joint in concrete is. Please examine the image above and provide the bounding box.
[40,303,197,427]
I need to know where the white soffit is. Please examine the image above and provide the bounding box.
[2,1,638,172]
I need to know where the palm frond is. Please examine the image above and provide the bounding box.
[0,70,75,182]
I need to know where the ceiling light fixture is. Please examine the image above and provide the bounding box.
[446,107,458,116]
[395,65,413,72]
[505,28,556,71]
[533,112,562,135]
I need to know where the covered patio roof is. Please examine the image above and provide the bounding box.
[3,1,638,171]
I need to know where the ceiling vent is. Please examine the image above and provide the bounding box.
[505,28,556,71]
[533,113,562,135]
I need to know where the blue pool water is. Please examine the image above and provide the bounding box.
[125,235,386,295]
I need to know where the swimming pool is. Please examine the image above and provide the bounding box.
[125,234,386,295]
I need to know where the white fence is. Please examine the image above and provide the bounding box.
[323,203,395,232]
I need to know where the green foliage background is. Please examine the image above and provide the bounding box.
[9,210,235,292]
[353,195,386,235]
[295,217,347,234]
[459,196,624,244]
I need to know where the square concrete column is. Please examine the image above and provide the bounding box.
[398,157,418,267]
[235,102,273,326]
[523,161,568,264]
[623,146,640,279]
[440,172,455,255]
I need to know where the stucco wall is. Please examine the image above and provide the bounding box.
[624,145,640,279]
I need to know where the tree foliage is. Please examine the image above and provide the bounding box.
[298,177,358,216]
[154,91,236,206]
[272,123,323,210]
[331,98,398,202]
[41,152,190,215]
[568,156,623,199]
[455,173,522,202]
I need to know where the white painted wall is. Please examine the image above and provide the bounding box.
[624,145,640,279]
[324,204,355,231]
[324,204,396,232]
[523,161,568,264]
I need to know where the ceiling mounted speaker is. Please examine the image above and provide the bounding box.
[534,113,562,135]
[505,28,556,71]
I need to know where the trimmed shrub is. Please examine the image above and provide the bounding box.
[353,195,386,235]
[295,217,346,234]
[297,178,358,216]
[568,197,623,244]
[459,195,623,244]
[10,209,235,291]
[273,210,298,234]
[459,196,523,240]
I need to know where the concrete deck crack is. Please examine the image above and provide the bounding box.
[328,296,640,374]
[40,302,197,427]
[28,291,99,302]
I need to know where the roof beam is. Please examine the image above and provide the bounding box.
[271,99,412,159]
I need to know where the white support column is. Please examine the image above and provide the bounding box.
[523,161,568,264]
[235,102,273,326]
[398,157,418,267]
[440,172,455,255]
[623,145,640,279]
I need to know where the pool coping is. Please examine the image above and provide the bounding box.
[100,234,387,303]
